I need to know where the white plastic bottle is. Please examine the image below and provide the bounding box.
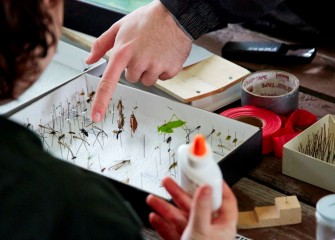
[177,133,223,212]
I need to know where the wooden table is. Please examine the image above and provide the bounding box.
[63,4,335,235]
[195,24,335,239]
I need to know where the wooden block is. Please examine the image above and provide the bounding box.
[238,195,302,229]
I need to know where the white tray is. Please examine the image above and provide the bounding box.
[10,74,261,199]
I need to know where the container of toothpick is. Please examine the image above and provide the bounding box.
[282,114,335,192]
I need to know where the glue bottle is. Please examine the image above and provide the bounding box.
[177,134,223,212]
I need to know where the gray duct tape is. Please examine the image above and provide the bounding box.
[241,70,299,116]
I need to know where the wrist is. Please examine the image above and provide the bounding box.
[153,0,193,42]
[157,0,194,41]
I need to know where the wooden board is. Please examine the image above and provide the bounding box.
[155,55,250,103]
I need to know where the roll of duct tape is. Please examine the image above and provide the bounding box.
[241,70,299,116]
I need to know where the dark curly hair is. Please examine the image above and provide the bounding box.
[0,0,60,100]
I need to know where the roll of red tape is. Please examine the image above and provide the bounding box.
[220,106,282,154]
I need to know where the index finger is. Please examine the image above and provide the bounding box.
[91,49,129,122]
[85,24,119,65]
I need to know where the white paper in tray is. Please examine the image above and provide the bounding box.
[0,41,106,116]
[10,74,259,198]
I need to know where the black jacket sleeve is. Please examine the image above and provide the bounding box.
[160,0,285,39]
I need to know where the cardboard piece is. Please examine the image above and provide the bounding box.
[283,114,335,192]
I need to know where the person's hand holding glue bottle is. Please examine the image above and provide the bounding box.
[146,134,238,240]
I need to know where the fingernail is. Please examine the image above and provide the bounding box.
[202,185,212,196]
[92,112,101,122]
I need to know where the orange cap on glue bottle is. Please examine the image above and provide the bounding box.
[177,134,223,212]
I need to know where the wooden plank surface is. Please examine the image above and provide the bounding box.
[197,24,335,239]
[234,178,316,240]
[62,21,335,239]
